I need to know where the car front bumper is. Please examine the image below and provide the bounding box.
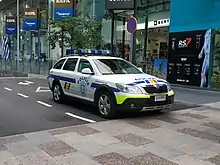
[116,91,174,111]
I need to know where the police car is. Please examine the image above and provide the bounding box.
[48,50,174,118]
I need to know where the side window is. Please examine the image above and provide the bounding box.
[63,58,78,71]
[53,59,66,69]
[78,59,93,72]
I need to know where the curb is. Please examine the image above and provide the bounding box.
[171,83,220,93]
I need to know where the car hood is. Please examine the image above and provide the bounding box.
[98,74,167,87]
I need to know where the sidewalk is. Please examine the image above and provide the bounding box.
[1,107,220,165]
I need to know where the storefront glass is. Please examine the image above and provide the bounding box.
[0,0,170,77]
[211,28,220,88]
[0,0,49,75]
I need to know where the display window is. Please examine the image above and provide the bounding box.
[167,29,212,88]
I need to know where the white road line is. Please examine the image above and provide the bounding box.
[65,112,96,123]
[25,80,34,84]
[37,101,52,108]
[17,93,29,98]
[4,87,12,91]
[18,82,29,85]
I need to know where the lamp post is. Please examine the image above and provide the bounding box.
[16,0,20,70]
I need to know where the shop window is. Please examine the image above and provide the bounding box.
[211,29,220,88]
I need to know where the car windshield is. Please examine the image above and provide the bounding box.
[93,58,143,75]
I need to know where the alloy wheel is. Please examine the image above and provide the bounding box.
[98,94,111,116]
[53,85,61,101]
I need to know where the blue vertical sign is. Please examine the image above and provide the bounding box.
[23,8,39,31]
[54,0,76,20]
[5,16,17,35]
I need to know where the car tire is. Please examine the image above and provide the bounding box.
[97,91,116,119]
[52,82,64,103]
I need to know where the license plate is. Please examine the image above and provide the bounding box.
[155,95,166,102]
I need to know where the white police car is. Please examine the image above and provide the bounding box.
[48,54,174,118]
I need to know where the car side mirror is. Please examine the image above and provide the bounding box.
[138,67,143,72]
[81,68,93,75]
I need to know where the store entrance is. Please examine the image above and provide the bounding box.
[111,10,133,60]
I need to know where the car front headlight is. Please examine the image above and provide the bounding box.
[166,82,172,91]
[115,83,142,94]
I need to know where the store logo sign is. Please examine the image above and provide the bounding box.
[5,16,17,35]
[178,38,192,48]
[23,18,38,30]
[106,0,134,10]
[25,12,36,16]
[56,12,70,16]
[54,8,75,20]
[55,0,71,3]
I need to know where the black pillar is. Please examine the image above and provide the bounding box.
[132,0,137,64]
[122,17,126,59]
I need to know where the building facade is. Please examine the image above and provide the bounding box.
[0,0,170,77]
[167,0,220,89]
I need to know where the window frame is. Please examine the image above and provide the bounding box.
[62,58,79,72]
[53,58,66,70]
[77,59,94,73]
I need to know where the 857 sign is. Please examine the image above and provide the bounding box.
[178,38,192,48]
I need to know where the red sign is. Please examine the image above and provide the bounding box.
[127,17,137,33]
[178,37,192,48]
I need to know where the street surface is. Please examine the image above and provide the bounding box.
[173,86,220,105]
[0,106,220,164]
[0,77,205,137]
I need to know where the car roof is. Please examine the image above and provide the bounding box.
[64,55,123,60]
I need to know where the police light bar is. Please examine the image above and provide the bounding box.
[77,49,111,55]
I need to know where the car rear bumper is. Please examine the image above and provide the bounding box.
[116,95,174,111]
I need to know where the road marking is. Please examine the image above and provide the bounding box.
[36,87,51,92]
[17,93,29,98]
[4,87,12,91]
[37,101,52,107]
[65,112,96,123]
[18,82,30,85]
[25,80,34,84]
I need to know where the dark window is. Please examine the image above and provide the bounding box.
[78,59,93,72]
[53,59,66,69]
[63,58,78,71]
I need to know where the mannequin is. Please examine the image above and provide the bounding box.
[198,29,211,87]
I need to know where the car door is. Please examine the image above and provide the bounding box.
[74,59,95,101]
[49,58,67,88]
[61,58,79,96]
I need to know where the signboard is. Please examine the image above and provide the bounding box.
[23,8,39,30]
[127,17,137,33]
[5,16,17,35]
[106,0,134,10]
[54,0,76,20]
[167,29,211,87]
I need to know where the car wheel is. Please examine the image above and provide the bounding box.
[97,91,116,119]
[52,82,64,103]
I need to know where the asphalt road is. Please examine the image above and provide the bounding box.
[173,86,220,104]
[0,77,201,137]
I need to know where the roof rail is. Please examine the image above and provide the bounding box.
[66,49,112,56]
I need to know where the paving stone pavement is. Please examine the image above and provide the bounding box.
[1,107,220,165]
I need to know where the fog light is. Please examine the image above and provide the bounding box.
[130,103,136,109]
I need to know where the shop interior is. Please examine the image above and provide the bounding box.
[136,27,169,60]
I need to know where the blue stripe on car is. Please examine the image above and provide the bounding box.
[91,82,100,88]
[49,74,76,83]
[91,82,120,92]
